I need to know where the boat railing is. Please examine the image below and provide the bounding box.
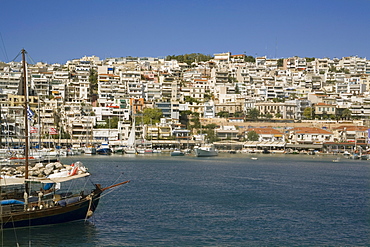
[1,204,24,215]
[0,195,82,215]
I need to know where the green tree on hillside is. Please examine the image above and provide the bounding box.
[247,108,260,120]
[244,56,255,63]
[166,53,213,65]
[340,108,352,120]
[265,113,273,120]
[89,68,98,96]
[303,107,313,120]
[217,111,230,118]
[277,58,284,67]
[247,131,259,141]
[142,108,163,125]
[305,57,315,62]
[184,96,200,104]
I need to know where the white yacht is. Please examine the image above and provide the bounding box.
[194,144,218,157]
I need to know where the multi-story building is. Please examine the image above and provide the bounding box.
[288,127,334,144]
[255,102,297,119]
[314,102,336,117]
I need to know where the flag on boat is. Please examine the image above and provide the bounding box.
[30,126,38,133]
[27,106,34,120]
[49,127,58,135]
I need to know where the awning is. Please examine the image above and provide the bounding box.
[285,144,323,149]
[243,141,285,147]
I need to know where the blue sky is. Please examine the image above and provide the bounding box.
[1,0,369,64]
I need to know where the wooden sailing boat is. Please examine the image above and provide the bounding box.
[0,49,130,229]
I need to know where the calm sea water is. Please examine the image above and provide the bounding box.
[2,153,369,246]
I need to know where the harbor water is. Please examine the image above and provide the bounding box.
[2,153,369,246]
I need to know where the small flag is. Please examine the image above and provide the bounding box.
[49,128,58,135]
[27,107,34,120]
[30,126,38,133]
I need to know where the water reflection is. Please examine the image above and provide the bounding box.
[2,221,98,247]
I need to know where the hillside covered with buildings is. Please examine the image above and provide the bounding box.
[0,52,369,152]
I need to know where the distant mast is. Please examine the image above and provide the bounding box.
[22,49,29,179]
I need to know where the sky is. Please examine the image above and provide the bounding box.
[0,0,369,64]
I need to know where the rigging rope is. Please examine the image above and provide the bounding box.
[10,50,22,63]
[109,172,124,188]
[26,53,36,65]
[0,32,9,63]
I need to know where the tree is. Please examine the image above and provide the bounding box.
[228,76,237,83]
[165,53,213,65]
[244,56,255,63]
[95,116,119,129]
[329,66,337,72]
[204,93,214,102]
[89,68,98,96]
[216,111,229,118]
[305,57,315,62]
[184,96,200,104]
[277,58,284,67]
[234,111,244,118]
[275,113,283,119]
[341,108,352,120]
[204,123,218,129]
[108,117,119,128]
[142,108,163,125]
[247,131,259,141]
[272,97,285,103]
[303,107,313,120]
[247,108,260,120]
[265,113,273,120]
[288,93,297,100]
[190,116,201,129]
[204,129,219,143]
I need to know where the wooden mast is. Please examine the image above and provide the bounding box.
[22,49,29,180]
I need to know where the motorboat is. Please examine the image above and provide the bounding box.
[194,144,218,157]
[171,150,185,156]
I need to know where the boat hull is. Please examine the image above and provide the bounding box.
[171,151,185,156]
[124,148,137,154]
[194,149,218,157]
[96,148,112,155]
[84,147,96,155]
[1,193,101,229]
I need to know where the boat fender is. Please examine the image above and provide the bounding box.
[86,210,94,218]
[68,163,78,176]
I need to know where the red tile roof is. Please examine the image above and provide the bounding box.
[291,127,332,134]
[247,127,283,135]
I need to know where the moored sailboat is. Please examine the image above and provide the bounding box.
[124,119,137,154]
